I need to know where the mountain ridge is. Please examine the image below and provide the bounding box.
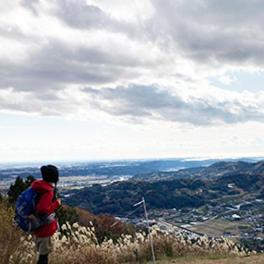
[64,160,264,216]
[133,160,264,181]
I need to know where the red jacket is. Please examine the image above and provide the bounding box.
[31,180,60,237]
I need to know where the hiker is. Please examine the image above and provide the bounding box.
[31,165,61,264]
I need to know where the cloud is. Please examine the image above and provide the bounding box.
[1,0,264,126]
[20,0,40,15]
[2,82,264,126]
[83,84,264,125]
[148,0,264,67]
[0,34,162,94]
[0,86,77,116]
[56,0,132,32]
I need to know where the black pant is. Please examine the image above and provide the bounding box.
[37,254,48,264]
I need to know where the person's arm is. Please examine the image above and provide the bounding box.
[36,191,60,214]
[51,198,60,211]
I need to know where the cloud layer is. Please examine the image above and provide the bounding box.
[83,84,264,125]
[1,0,264,125]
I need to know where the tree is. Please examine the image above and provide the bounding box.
[8,176,35,204]
[56,205,79,228]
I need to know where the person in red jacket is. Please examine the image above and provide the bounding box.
[31,165,61,264]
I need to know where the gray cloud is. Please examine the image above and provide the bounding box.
[148,0,264,66]
[0,38,144,94]
[0,86,78,116]
[55,0,141,39]
[57,1,111,29]
[1,0,264,125]
[53,0,264,67]
[83,84,264,125]
[20,0,40,15]
[1,82,263,125]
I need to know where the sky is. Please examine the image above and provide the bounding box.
[0,0,264,162]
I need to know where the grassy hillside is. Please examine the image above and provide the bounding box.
[2,198,264,264]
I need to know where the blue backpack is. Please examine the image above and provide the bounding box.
[15,187,54,232]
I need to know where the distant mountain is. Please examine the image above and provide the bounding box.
[0,158,261,182]
[64,160,264,216]
[133,160,264,181]
[0,159,221,181]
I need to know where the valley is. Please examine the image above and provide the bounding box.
[1,158,264,250]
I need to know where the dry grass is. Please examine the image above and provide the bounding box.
[49,246,118,264]
[1,200,263,264]
[0,199,23,264]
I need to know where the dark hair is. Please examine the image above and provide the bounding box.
[40,165,59,183]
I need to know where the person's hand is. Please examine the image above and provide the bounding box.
[57,198,62,205]
[27,214,38,221]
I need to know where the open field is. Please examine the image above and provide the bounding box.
[189,219,246,237]
[153,254,264,264]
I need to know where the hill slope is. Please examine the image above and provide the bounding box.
[64,161,264,215]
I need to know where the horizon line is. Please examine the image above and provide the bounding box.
[0,155,263,166]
